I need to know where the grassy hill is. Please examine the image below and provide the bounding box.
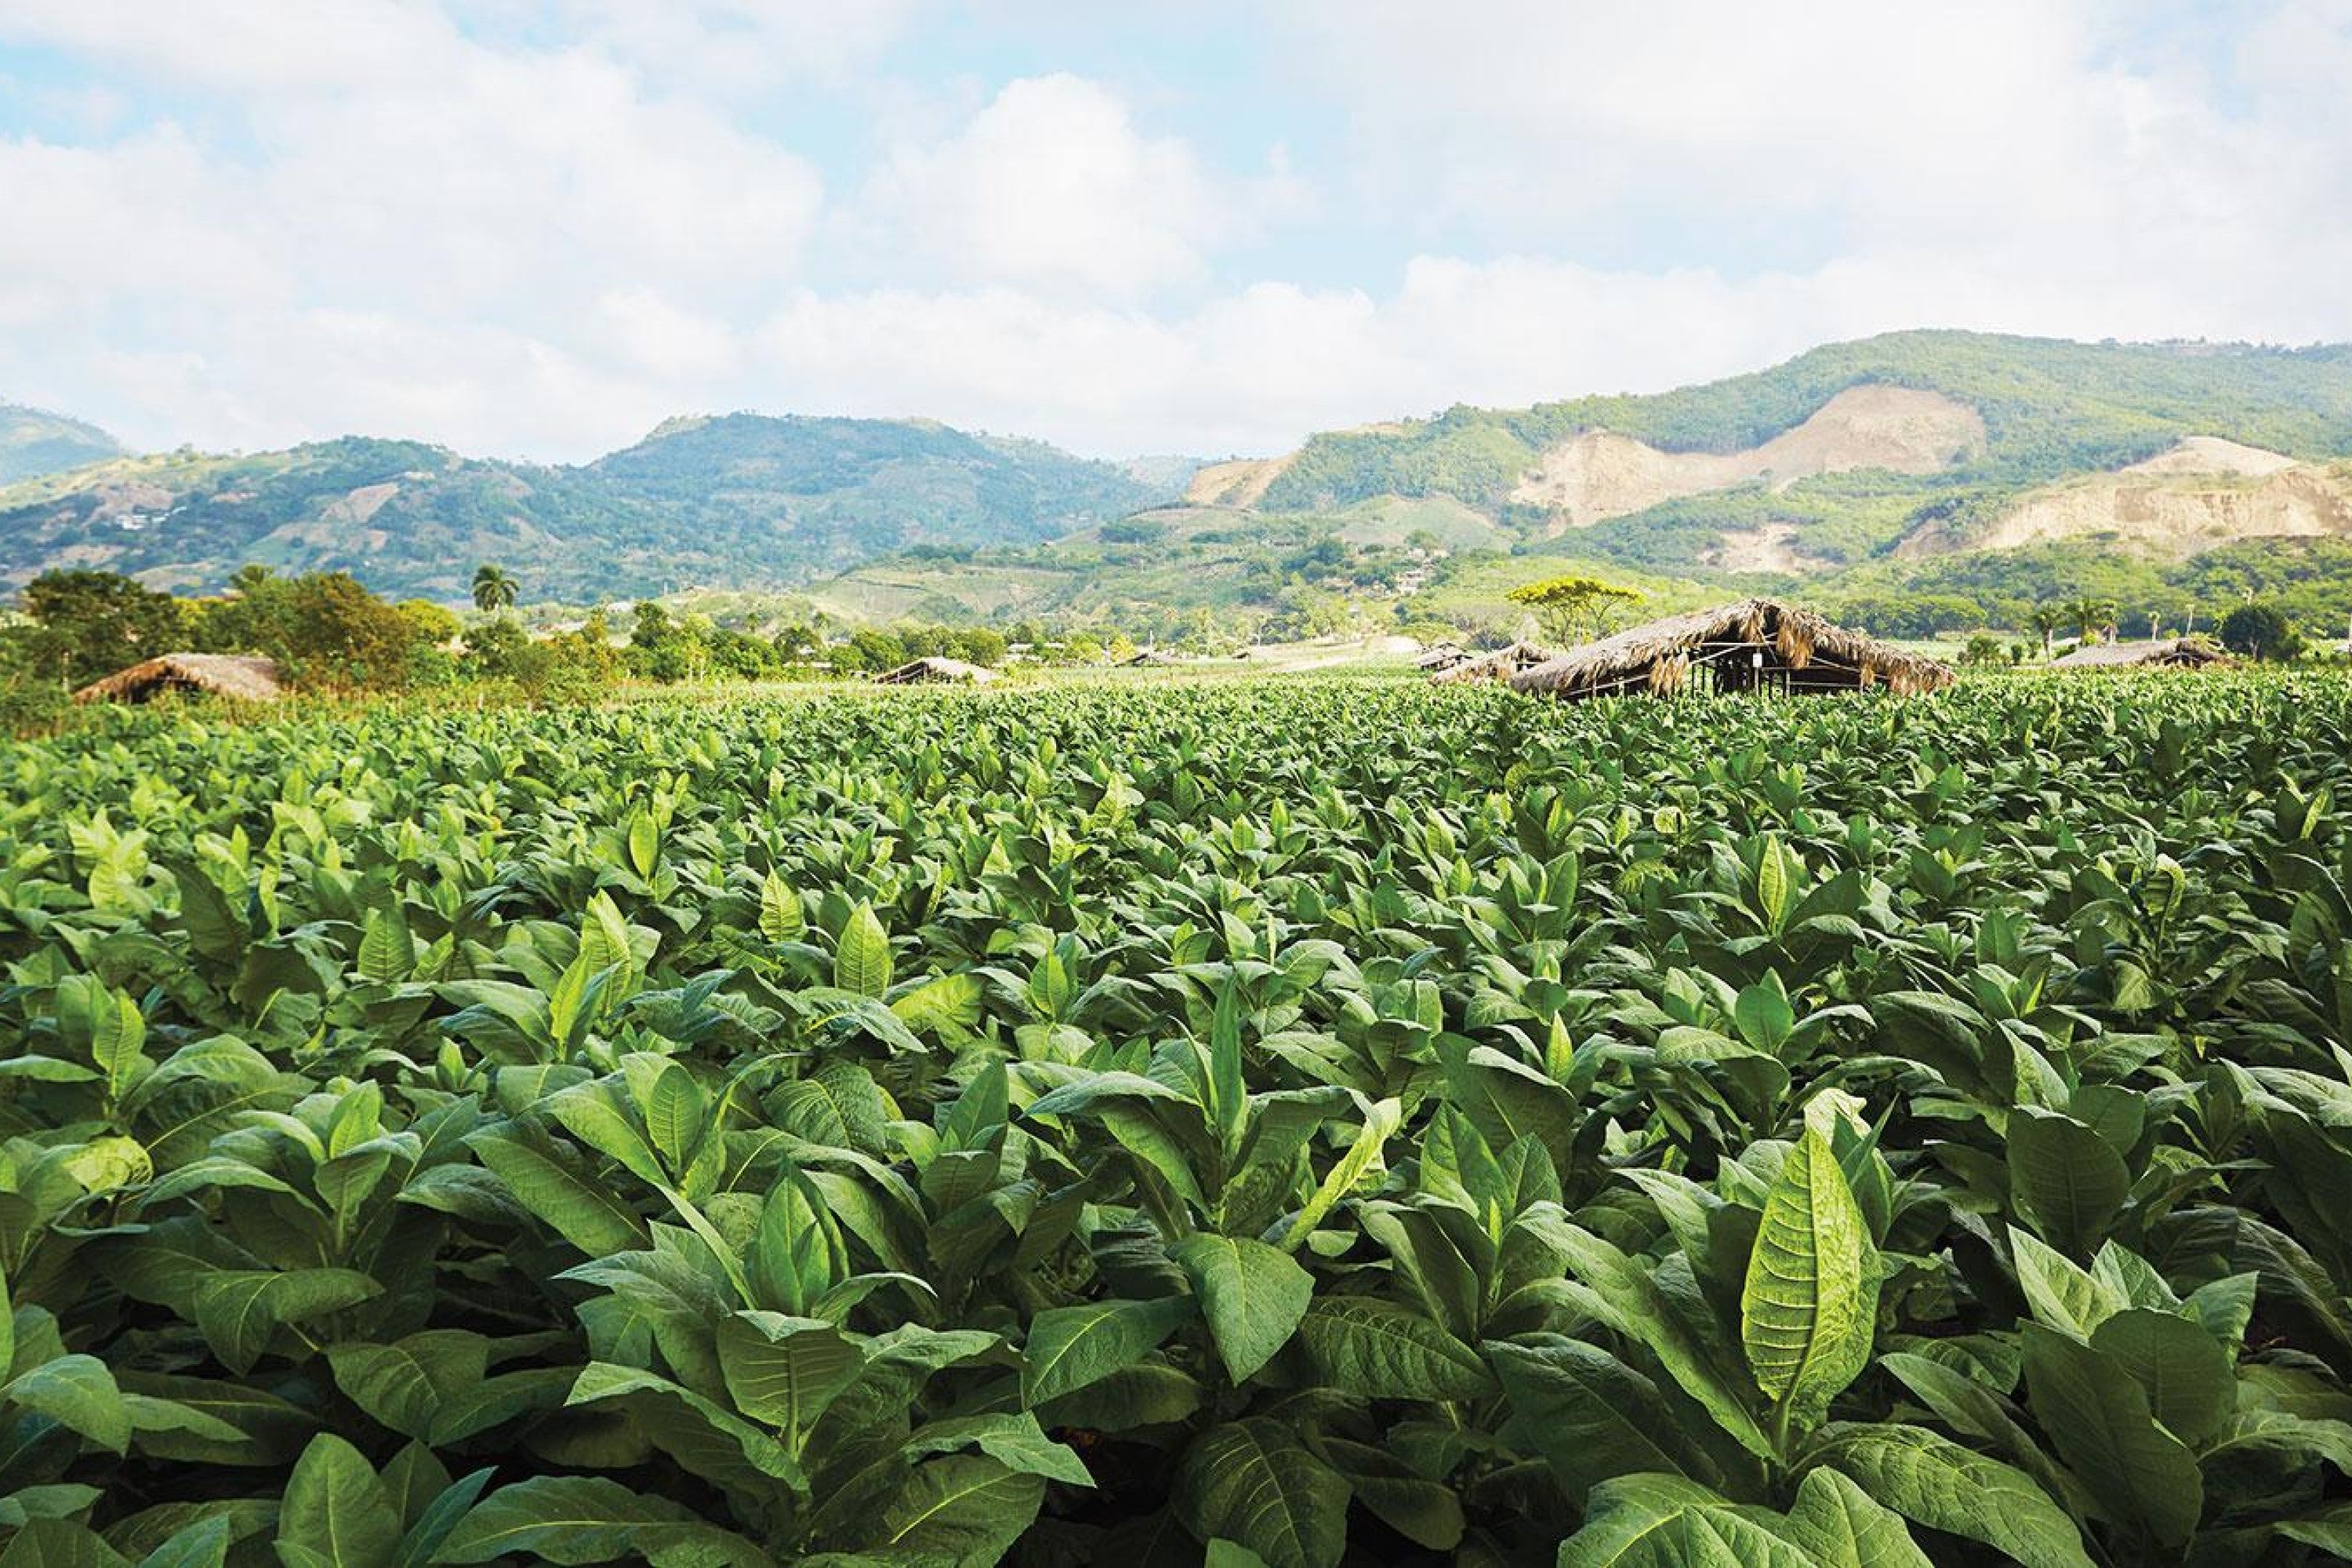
[771,334,2352,641]
[11,332,2352,636]
[0,416,1179,601]
[1259,332,2352,514]
[0,401,123,485]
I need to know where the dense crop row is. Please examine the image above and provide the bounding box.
[2,676,2350,1565]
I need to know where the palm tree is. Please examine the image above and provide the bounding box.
[472,564,518,616]
[2028,604,2067,659]
[2065,596,2117,645]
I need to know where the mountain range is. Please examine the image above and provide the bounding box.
[6,330,2352,621]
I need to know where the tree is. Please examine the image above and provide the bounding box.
[2027,603,2068,659]
[2220,601,2303,662]
[1504,574,1646,645]
[2066,596,2118,644]
[396,599,463,645]
[472,564,519,615]
[272,572,430,690]
[955,626,1009,667]
[20,570,189,687]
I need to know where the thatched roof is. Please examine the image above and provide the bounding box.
[1432,641,1559,685]
[72,653,283,705]
[873,657,999,686]
[1413,642,1470,670]
[2052,636,2234,670]
[1510,598,1955,700]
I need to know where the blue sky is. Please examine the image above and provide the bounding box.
[2,1,2350,462]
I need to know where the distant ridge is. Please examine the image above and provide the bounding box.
[8,330,2352,604]
[0,401,124,485]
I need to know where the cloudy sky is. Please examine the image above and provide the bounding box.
[3,1,2350,463]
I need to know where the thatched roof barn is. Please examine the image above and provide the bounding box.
[874,657,999,686]
[73,653,283,706]
[1432,641,1559,685]
[1121,648,1180,668]
[1510,599,1955,701]
[1413,642,1470,671]
[2052,636,2233,670]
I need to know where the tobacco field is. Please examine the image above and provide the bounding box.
[2,674,2351,1566]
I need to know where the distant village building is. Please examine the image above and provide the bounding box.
[1413,642,1470,672]
[873,657,999,686]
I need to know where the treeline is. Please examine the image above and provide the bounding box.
[0,567,1193,731]
[1835,537,2352,641]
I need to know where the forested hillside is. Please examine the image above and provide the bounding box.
[1257,332,2352,514]
[0,417,1174,601]
[0,401,123,484]
[9,332,2352,619]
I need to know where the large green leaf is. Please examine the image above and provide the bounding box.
[869,1455,1046,1564]
[2007,1111,2129,1257]
[2019,1323,2204,1548]
[325,1331,489,1441]
[3,1355,129,1454]
[1742,1097,1877,1436]
[1490,1338,1706,1494]
[714,1312,865,1450]
[190,1270,382,1377]
[433,1475,768,1566]
[1175,1420,1348,1568]
[1170,1235,1313,1385]
[1806,1424,2096,1568]
[2008,1229,2125,1338]
[1022,1295,1196,1408]
[1297,1295,1494,1400]
[1555,1473,1817,1568]
[465,1123,646,1255]
[834,902,894,998]
[274,1433,401,1568]
[2088,1308,2235,1449]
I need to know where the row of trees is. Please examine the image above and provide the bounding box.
[2,563,1173,730]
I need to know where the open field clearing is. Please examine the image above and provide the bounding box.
[2,674,2352,1563]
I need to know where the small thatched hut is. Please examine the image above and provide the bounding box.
[73,653,283,706]
[2052,636,2233,671]
[1510,599,1954,701]
[1432,641,1559,685]
[873,657,999,687]
[1413,642,1470,672]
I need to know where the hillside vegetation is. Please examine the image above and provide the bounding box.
[1258,331,2352,515]
[0,417,1175,601]
[12,332,2352,636]
[0,401,122,485]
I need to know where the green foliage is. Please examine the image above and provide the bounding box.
[1505,573,1646,644]
[0,401,121,485]
[18,568,187,687]
[0,673,2347,1563]
[470,564,518,615]
[0,419,1174,602]
[2220,601,2303,662]
[1261,331,2352,514]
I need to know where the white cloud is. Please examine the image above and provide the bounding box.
[4,0,2352,470]
[863,74,1238,299]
